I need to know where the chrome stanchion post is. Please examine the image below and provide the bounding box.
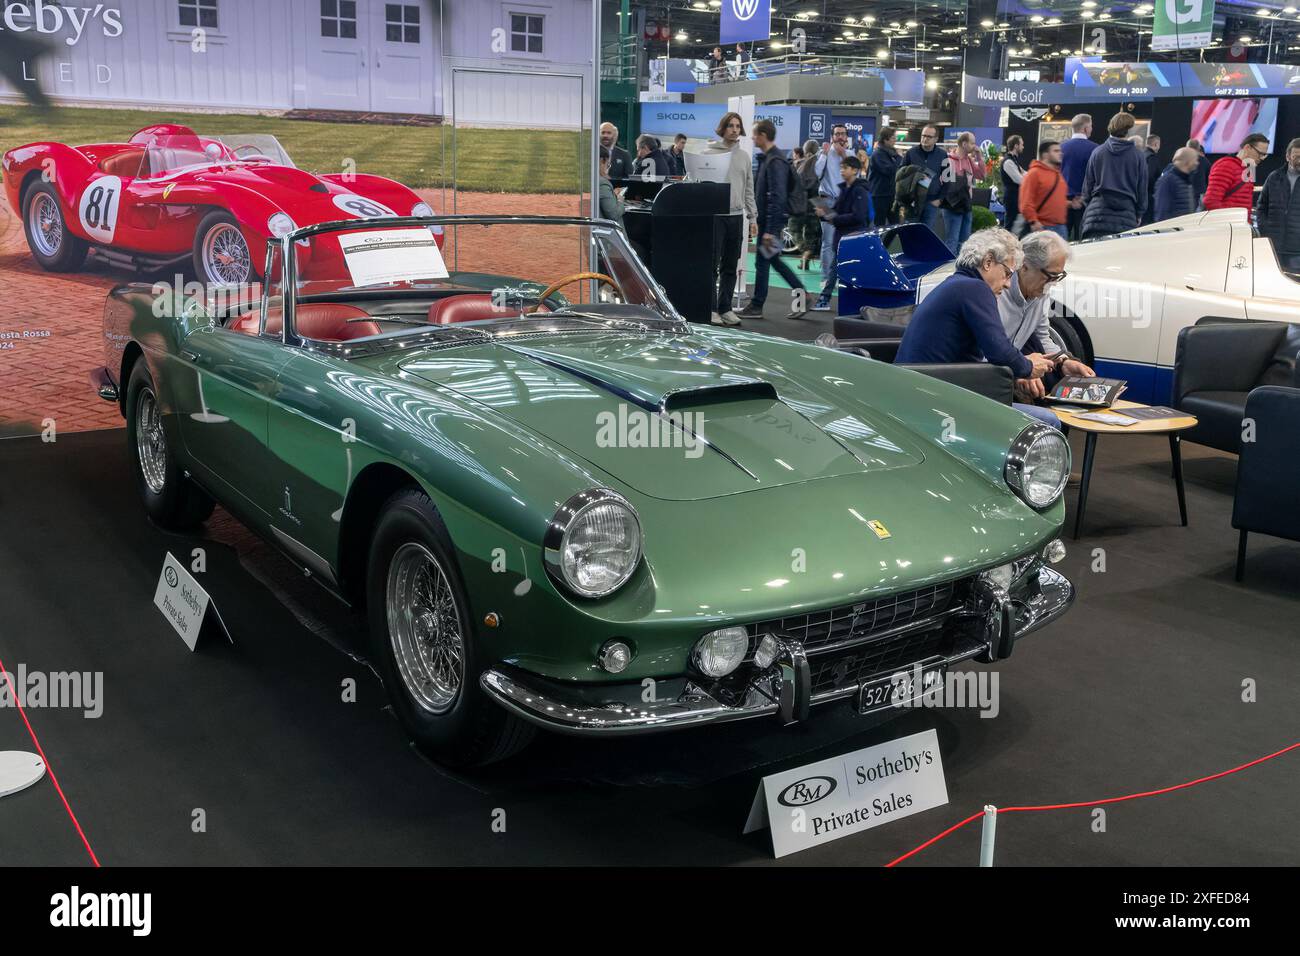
[979,805,997,867]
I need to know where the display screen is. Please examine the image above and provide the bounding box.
[1189,98,1278,154]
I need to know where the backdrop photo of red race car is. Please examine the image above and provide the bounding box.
[2,123,441,287]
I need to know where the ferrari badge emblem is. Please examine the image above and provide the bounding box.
[162,183,176,200]
[867,520,891,539]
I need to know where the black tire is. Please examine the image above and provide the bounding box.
[21,180,88,272]
[124,360,215,530]
[192,209,256,289]
[1048,314,1090,366]
[365,488,535,767]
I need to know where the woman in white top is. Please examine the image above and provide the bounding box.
[699,111,758,325]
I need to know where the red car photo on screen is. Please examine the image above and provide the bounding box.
[1,123,441,287]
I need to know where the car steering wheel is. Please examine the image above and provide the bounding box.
[525,272,617,314]
[233,145,272,162]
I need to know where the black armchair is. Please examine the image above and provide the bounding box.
[1232,386,1300,581]
[1173,319,1300,454]
[830,319,1015,405]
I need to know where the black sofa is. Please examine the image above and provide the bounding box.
[1232,386,1300,582]
[1173,318,1300,454]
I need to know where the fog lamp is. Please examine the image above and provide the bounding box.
[597,640,632,674]
[693,627,749,678]
[1043,539,1067,564]
[982,562,1016,591]
[753,633,780,670]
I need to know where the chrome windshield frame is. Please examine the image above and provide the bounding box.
[282,215,684,342]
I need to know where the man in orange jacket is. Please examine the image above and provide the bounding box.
[1018,141,1069,238]
[1204,133,1269,218]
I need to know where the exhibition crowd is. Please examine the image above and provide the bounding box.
[596,109,1300,324]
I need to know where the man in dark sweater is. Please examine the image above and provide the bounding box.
[1256,137,1300,272]
[1060,113,1098,240]
[737,119,807,320]
[1141,134,1163,224]
[1153,147,1199,223]
[903,125,946,230]
[897,228,1054,423]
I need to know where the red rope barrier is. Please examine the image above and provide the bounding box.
[885,741,1300,867]
[0,656,101,867]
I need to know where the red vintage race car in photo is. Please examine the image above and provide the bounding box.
[2,123,441,287]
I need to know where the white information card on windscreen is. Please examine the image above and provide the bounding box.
[744,728,948,858]
[338,228,449,287]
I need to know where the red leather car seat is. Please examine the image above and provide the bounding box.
[427,294,502,325]
[98,148,145,178]
[427,294,544,325]
[230,304,380,341]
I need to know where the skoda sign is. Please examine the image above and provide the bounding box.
[721,0,770,44]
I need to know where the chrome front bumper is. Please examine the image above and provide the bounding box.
[481,562,1074,736]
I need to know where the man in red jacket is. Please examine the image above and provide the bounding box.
[1018,141,1069,238]
[1204,133,1270,218]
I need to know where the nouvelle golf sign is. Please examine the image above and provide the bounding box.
[721,0,770,45]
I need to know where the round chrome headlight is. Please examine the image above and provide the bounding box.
[1005,423,1070,509]
[411,201,434,217]
[545,490,642,598]
[267,212,296,238]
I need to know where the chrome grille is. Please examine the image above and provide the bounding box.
[808,628,950,696]
[746,579,966,657]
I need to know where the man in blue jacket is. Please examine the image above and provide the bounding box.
[1153,147,1200,223]
[1256,137,1300,271]
[1079,112,1147,239]
[737,119,807,320]
[811,155,870,311]
[896,229,1055,425]
[1059,114,1098,240]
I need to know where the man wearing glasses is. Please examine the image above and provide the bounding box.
[998,232,1095,413]
[896,229,1058,426]
[814,124,852,283]
[1204,133,1269,218]
[903,125,947,230]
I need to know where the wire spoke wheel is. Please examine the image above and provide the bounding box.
[28,193,63,258]
[135,386,167,495]
[201,222,251,286]
[386,541,466,715]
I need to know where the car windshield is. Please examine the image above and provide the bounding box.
[243,219,679,344]
[210,134,294,167]
[140,133,291,178]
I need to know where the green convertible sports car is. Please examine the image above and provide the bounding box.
[96,215,1074,766]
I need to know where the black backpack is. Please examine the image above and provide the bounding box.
[769,152,808,218]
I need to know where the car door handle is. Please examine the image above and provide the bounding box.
[181,349,199,363]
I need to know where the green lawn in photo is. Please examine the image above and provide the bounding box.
[0,105,589,193]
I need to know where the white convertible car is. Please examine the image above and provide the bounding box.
[911,209,1299,405]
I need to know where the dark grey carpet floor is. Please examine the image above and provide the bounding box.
[0,409,1296,866]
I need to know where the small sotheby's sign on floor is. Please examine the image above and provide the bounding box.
[745,729,948,858]
[152,552,213,651]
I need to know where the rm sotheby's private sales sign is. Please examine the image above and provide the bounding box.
[745,729,948,858]
[152,552,210,651]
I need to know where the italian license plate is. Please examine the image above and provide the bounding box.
[855,662,945,716]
